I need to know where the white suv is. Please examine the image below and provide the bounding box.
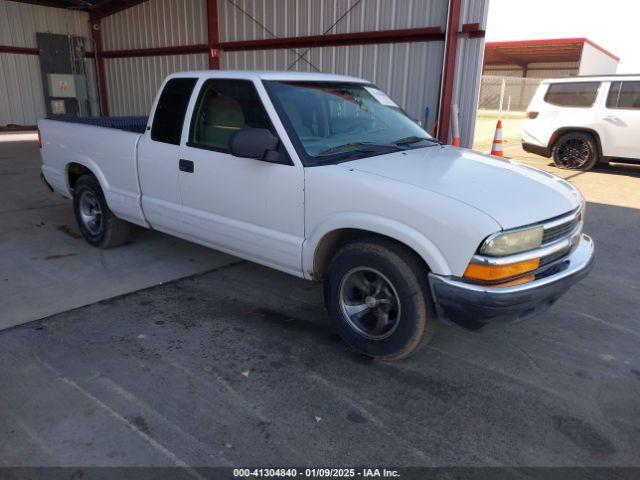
[522,75,640,170]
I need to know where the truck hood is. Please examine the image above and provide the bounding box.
[341,146,582,230]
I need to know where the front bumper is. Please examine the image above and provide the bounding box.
[428,234,595,330]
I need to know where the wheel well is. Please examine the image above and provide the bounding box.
[66,163,94,191]
[312,228,431,281]
[550,128,603,158]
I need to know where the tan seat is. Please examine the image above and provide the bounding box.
[196,93,245,149]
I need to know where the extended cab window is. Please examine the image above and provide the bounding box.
[544,82,600,108]
[188,79,271,152]
[606,81,640,109]
[151,78,197,144]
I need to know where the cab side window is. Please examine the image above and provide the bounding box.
[188,79,272,152]
[606,81,640,110]
[151,78,197,145]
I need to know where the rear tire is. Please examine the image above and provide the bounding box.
[552,132,599,170]
[324,238,438,360]
[73,174,131,248]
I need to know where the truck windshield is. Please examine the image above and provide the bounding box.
[263,81,438,166]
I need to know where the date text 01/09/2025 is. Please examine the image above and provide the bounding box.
[232,468,401,477]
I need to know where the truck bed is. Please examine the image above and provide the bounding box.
[48,116,148,134]
[39,117,148,227]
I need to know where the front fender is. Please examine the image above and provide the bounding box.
[302,212,452,280]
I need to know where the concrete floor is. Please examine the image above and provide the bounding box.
[474,113,640,210]
[0,135,236,330]
[1,135,640,468]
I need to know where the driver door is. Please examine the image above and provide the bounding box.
[177,78,305,275]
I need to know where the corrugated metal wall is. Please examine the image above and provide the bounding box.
[102,0,207,50]
[0,0,487,144]
[104,55,208,115]
[101,0,453,122]
[217,0,448,40]
[452,0,488,146]
[221,42,444,125]
[0,53,45,125]
[0,0,98,126]
[218,0,448,126]
[0,0,89,48]
[102,0,208,115]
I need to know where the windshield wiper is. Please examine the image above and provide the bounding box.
[317,142,378,156]
[318,142,401,156]
[393,135,442,146]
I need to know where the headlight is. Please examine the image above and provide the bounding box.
[480,226,544,256]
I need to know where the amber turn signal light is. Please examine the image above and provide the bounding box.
[463,258,540,282]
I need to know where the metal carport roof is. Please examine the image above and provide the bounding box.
[484,38,620,69]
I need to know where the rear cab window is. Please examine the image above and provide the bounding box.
[606,81,640,109]
[151,77,198,144]
[543,82,601,108]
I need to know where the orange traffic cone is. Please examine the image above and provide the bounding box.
[490,120,504,157]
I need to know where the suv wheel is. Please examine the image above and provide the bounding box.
[324,238,438,360]
[552,132,599,170]
[73,174,131,248]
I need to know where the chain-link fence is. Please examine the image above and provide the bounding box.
[478,75,543,112]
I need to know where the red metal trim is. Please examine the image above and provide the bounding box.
[101,45,209,58]
[90,16,110,116]
[461,23,485,39]
[486,66,578,72]
[92,27,445,61]
[219,27,444,52]
[97,27,444,60]
[0,45,39,55]
[437,0,462,143]
[486,38,620,62]
[207,0,220,69]
[486,38,589,48]
[0,124,38,131]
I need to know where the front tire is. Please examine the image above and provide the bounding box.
[324,238,437,360]
[552,132,599,170]
[73,174,131,248]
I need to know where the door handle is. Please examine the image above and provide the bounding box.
[603,116,619,121]
[179,159,194,173]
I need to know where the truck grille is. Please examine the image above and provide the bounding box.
[538,207,583,268]
[542,210,582,245]
[540,246,571,267]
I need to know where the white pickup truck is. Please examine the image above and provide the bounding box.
[39,71,595,359]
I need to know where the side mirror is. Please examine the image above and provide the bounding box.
[229,127,284,163]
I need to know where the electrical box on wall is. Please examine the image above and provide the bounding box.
[48,74,77,98]
[37,32,93,117]
[50,99,66,115]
